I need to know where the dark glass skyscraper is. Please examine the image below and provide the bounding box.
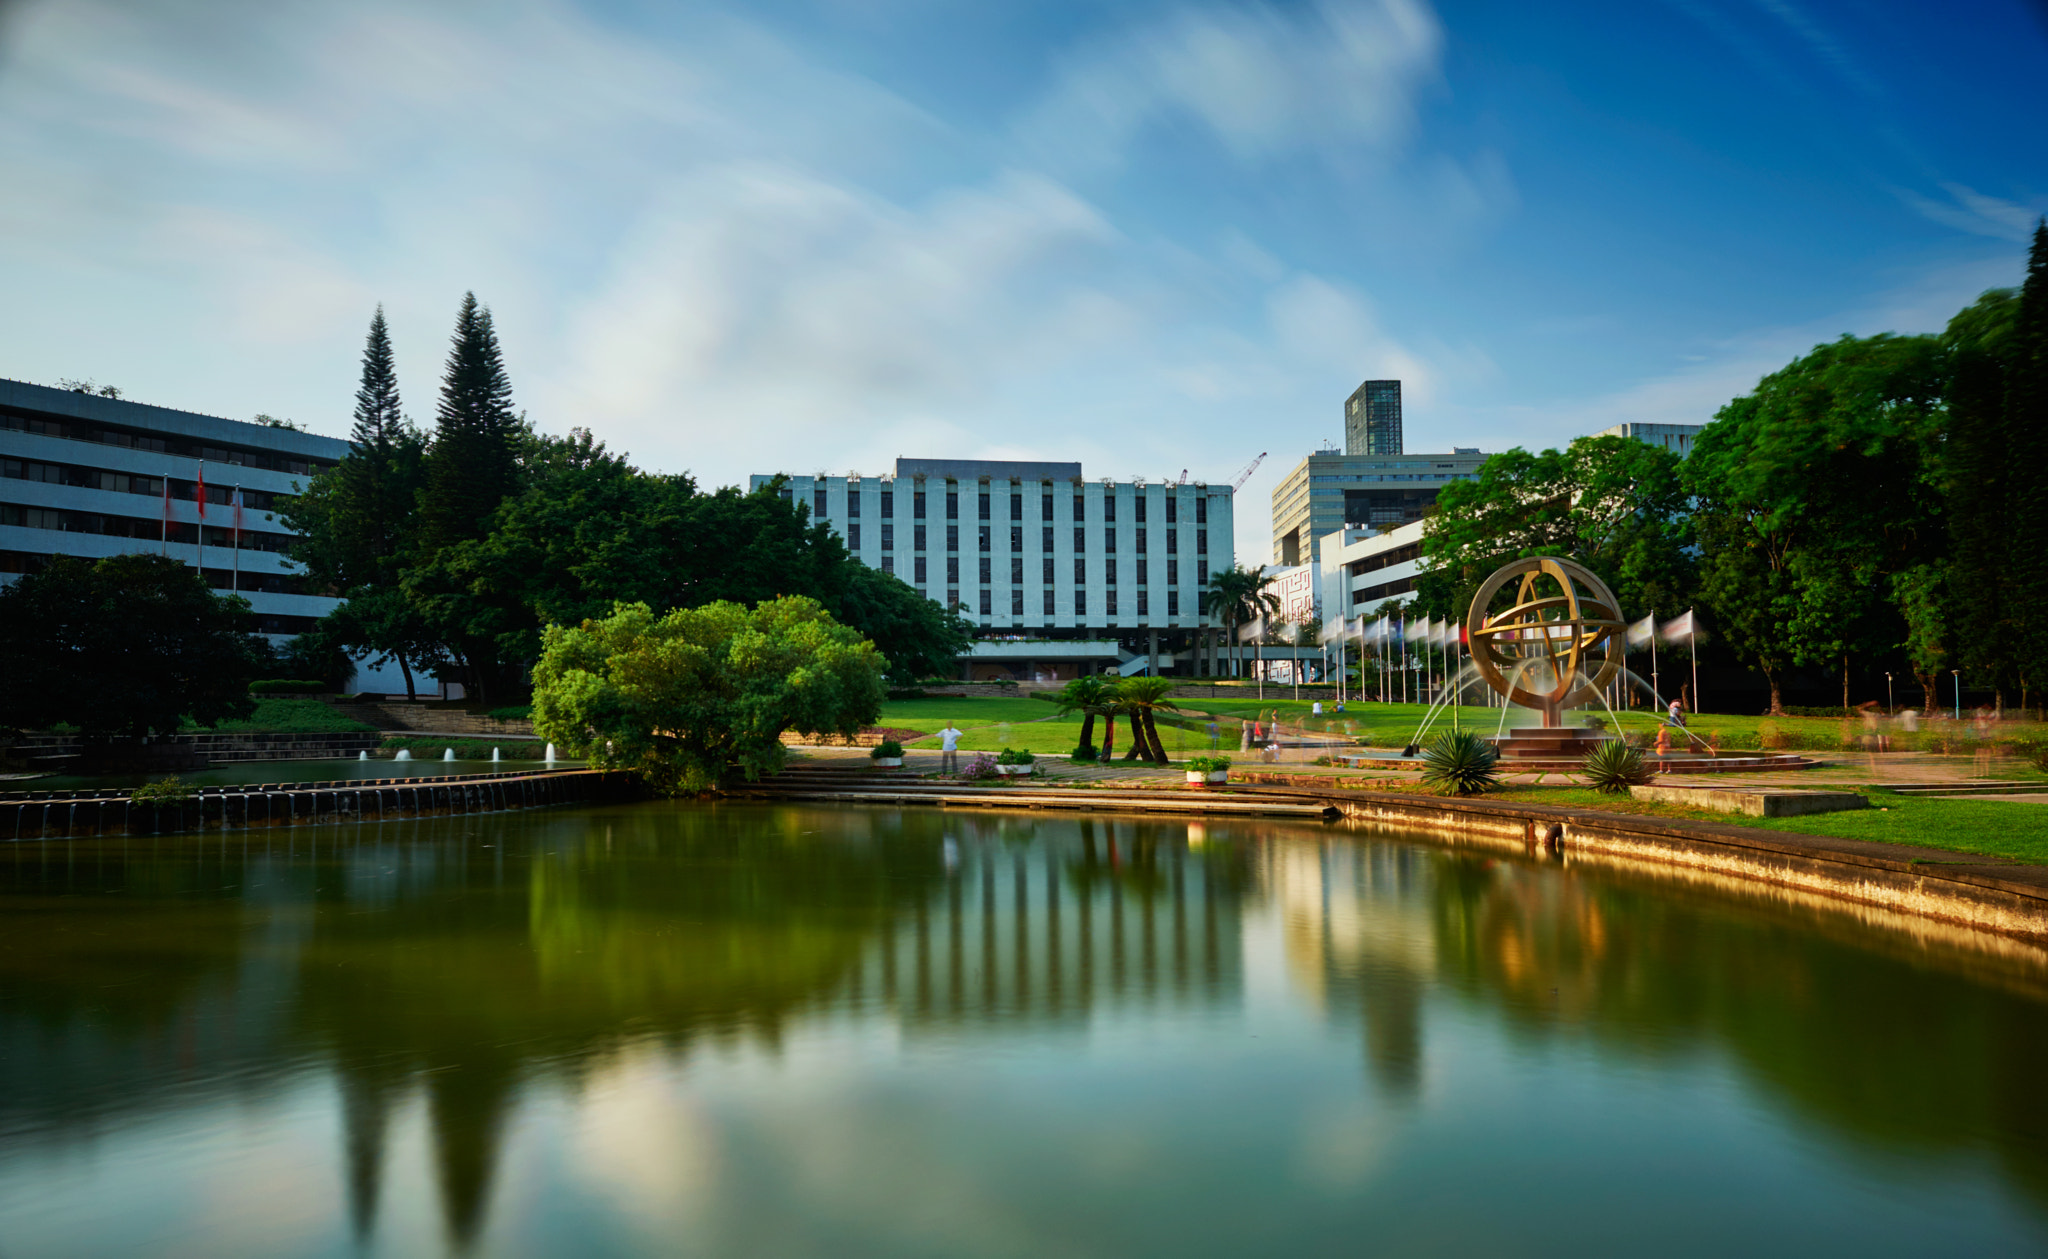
[1344,379,1402,456]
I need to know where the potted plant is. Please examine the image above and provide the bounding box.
[995,747,1036,777]
[1185,755,1231,785]
[869,739,905,768]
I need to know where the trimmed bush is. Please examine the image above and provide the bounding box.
[1069,744,1098,762]
[1186,756,1232,774]
[130,777,193,803]
[870,739,905,759]
[250,679,328,695]
[1420,731,1502,797]
[995,747,1035,765]
[887,688,930,701]
[1582,739,1653,794]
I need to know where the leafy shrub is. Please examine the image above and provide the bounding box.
[1419,731,1501,797]
[1311,755,1333,766]
[1581,739,1653,794]
[250,679,328,695]
[870,739,905,759]
[1069,743,1098,762]
[961,753,999,779]
[487,705,533,722]
[130,777,193,804]
[995,747,1035,765]
[1185,756,1232,774]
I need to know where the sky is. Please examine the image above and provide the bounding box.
[1,0,2044,564]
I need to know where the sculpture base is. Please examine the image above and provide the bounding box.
[1487,726,1613,760]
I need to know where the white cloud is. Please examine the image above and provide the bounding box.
[1898,182,2043,243]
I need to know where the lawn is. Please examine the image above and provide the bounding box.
[875,697,1062,731]
[192,698,377,734]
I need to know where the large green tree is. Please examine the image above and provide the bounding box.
[2006,221,2048,712]
[420,292,522,551]
[531,597,886,794]
[0,554,263,738]
[1205,564,1278,678]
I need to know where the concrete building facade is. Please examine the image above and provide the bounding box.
[1317,518,1428,624]
[749,457,1238,678]
[1596,422,1704,456]
[1344,379,1403,456]
[1270,448,1487,569]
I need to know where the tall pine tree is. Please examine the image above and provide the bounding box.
[421,292,522,550]
[1941,289,2016,696]
[2007,221,2048,715]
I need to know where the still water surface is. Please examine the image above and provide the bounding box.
[1,802,2045,1257]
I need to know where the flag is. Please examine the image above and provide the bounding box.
[195,461,206,520]
[1627,614,1656,649]
[160,478,170,550]
[232,487,244,537]
[1660,610,1695,644]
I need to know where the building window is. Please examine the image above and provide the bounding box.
[1196,529,1207,555]
[1137,559,1148,584]
[1042,494,1053,521]
[1166,499,1178,523]
[914,491,927,519]
[1196,497,1208,524]
[1106,591,1118,616]
[881,523,894,551]
[1134,498,1147,523]
[1167,559,1178,585]
[978,492,991,520]
[948,557,960,583]
[1167,528,1178,554]
[848,523,860,549]
[1010,558,1023,583]
[1137,590,1148,615]
[1198,592,1209,616]
[1073,527,1086,552]
[779,485,792,502]
[947,525,959,552]
[1105,559,1117,585]
[978,557,992,583]
[1042,558,1055,583]
[1073,558,1086,584]
[915,556,928,583]
[1197,560,1209,585]
[979,590,992,616]
[815,488,828,519]
[1011,589,1024,615]
[1073,495,1085,521]
[881,556,894,575]
[1010,493,1022,520]
[1168,591,1180,615]
[948,589,960,609]
[880,490,893,517]
[847,492,860,518]
[1042,526,1053,552]
[1042,590,1054,615]
[979,525,991,552]
[1135,528,1147,553]
[947,492,959,520]
[1009,526,1022,551]
[915,525,927,551]
[1104,497,1116,523]
[1104,529,1117,553]
[1075,590,1087,615]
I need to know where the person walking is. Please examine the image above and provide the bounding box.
[936,722,965,775]
[1666,699,1686,728]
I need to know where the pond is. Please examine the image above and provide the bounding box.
[29,756,575,792]
[0,802,2044,1257]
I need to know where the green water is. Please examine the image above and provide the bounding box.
[32,756,573,792]
[1,802,2044,1257]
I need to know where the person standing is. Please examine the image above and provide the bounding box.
[936,722,965,775]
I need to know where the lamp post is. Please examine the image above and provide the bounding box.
[1885,672,1893,714]
[1952,670,1962,721]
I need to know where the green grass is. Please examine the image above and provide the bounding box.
[193,698,376,734]
[876,697,1063,730]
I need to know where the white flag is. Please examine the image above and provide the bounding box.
[1627,614,1657,649]
[1660,610,1695,644]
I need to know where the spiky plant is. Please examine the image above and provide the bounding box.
[1420,730,1502,797]
[1581,738,1653,794]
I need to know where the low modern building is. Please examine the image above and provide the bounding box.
[1317,518,1427,624]
[1596,422,1703,456]
[0,378,401,688]
[1270,447,1487,569]
[748,457,1238,678]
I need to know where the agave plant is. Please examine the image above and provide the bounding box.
[1419,730,1501,797]
[1581,738,1653,794]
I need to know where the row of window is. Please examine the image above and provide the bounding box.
[918,589,1207,619]
[882,556,1211,586]
[845,522,1209,556]
[1,458,285,509]
[2,409,329,478]
[0,503,292,551]
[813,486,1210,525]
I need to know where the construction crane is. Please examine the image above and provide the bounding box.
[1177,468,1189,484]
[1228,452,1268,492]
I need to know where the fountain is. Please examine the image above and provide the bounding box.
[394,749,412,761]
[358,750,369,761]
[545,742,557,764]
[1464,556,1624,763]
[443,748,456,761]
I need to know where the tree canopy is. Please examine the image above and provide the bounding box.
[530,597,886,794]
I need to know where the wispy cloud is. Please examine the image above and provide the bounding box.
[1898,182,2043,242]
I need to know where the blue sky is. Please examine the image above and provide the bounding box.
[0,0,2042,562]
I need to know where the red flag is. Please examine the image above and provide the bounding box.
[161,478,170,553]
[195,461,207,520]
[233,487,244,537]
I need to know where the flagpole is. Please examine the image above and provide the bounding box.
[194,460,205,572]
[232,486,241,595]
[1650,608,1660,708]
[1690,607,1700,714]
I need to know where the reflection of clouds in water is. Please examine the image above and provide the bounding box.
[1293,1097,1393,1193]
[568,1053,722,1244]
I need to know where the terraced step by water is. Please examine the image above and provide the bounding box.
[1888,781,2048,797]
[743,766,1340,819]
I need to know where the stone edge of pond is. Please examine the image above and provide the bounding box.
[1234,784,2048,946]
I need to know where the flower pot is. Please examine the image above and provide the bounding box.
[995,763,1033,776]
[871,757,903,767]
[1207,771,1229,784]
[1185,771,1206,785]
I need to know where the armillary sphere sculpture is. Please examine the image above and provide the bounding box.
[1465,556,1625,726]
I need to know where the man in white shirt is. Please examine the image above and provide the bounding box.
[936,722,965,775]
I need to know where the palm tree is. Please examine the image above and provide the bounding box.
[1206,564,1281,679]
[1053,676,1113,754]
[1115,676,1180,763]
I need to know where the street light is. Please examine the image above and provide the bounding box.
[1885,672,1893,713]
[1952,669,1962,720]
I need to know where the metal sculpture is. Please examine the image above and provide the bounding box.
[1464,556,1624,725]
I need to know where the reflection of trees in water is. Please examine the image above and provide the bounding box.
[1276,832,2048,1214]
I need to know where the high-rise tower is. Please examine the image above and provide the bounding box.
[1344,379,1402,456]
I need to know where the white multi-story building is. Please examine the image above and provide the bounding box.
[749,458,1237,678]
[1317,518,1427,625]
[1596,422,1703,456]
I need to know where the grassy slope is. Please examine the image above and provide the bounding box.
[193,698,376,734]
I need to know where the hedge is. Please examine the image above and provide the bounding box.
[250,679,329,695]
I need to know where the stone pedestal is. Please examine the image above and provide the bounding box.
[1487,726,1612,760]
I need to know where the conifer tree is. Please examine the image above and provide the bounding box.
[2006,220,2048,713]
[1941,289,2015,695]
[421,292,522,550]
